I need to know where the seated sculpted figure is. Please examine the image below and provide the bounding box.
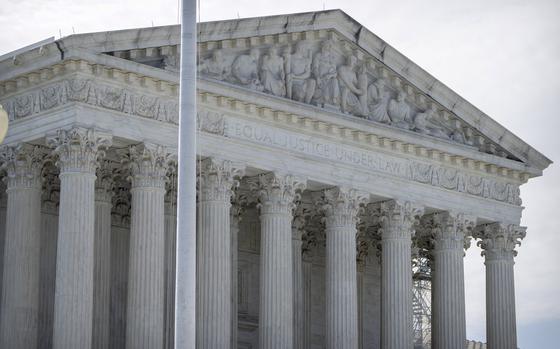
[414,104,451,139]
[260,46,286,97]
[367,79,391,123]
[313,40,340,107]
[198,49,229,80]
[387,91,413,129]
[337,55,367,116]
[231,48,263,91]
[285,41,316,104]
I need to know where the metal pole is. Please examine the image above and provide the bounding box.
[175,0,197,348]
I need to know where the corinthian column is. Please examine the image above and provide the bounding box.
[428,212,474,349]
[0,144,43,349]
[125,143,170,349]
[475,223,525,349]
[47,127,112,349]
[164,165,177,349]
[251,173,306,349]
[321,187,366,349]
[292,205,306,349]
[379,200,424,349]
[92,160,113,349]
[196,158,244,349]
[230,192,246,349]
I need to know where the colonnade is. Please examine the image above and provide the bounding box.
[0,127,526,349]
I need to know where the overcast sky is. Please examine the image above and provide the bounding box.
[1,0,559,347]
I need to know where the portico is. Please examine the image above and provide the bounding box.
[0,9,550,349]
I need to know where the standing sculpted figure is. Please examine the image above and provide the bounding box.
[414,104,450,139]
[198,49,229,80]
[231,48,263,91]
[285,41,316,104]
[367,79,391,123]
[337,55,367,116]
[313,40,340,107]
[387,91,412,129]
[260,46,286,97]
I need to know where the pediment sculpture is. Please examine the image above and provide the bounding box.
[197,37,489,151]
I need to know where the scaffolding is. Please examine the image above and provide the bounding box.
[413,257,432,349]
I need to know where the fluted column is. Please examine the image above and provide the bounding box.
[196,158,244,349]
[92,161,114,349]
[428,212,474,349]
[125,143,170,349]
[292,206,306,349]
[251,173,306,349]
[322,187,366,349]
[164,165,177,349]
[379,200,424,349]
[0,144,43,349]
[230,193,246,349]
[47,127,112,349]
[475,223,525,349]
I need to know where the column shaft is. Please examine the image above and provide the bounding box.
[48,127,111,349]
[252,173,304,349]
[302,260,312,349]
[432,248,466,348]
[292,236,304,349]
[196,159,242,349]
[0,145,42,349]
[486,259,517,349]
[164,195,177,349]
[475,223,525,349]
[93,166,113,349]
[379,200,423,349]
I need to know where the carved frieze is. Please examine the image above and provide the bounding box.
[1,78,179,124]
[196,34,512,159]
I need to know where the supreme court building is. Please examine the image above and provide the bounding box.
[0,9,551,349]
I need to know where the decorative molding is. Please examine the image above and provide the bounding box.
[1,77,178,124]
[223,116,523,205]
[474,223,526,260]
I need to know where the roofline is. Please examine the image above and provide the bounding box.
[0,9,552,172]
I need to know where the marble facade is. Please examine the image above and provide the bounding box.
[0,9,551,349]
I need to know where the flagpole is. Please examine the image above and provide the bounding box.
[175,0,197,347]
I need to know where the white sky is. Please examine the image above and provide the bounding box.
[1,0,559,346]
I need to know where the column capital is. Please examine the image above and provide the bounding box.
[424,211,476,251]
[124,143,171,189]
[198,158,245,202]
[47,127,112,174]
[250,172,306,214]
[378,200,424,239]
[0,143,44,189]
[41,163,60,214]
[320,187,368,228]
[475,223,526,260]
[95,159,114,203]
[292,204,309,240]
[165,162,178,214]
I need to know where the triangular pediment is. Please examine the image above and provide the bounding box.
[0,10,551,173]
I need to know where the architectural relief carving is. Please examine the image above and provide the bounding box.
[474,223,526,260]
[1,78,179,124]
[420,212,475,252]
[198,158,245,202]
[378,200,424,239]
[249,173,306,215]
[46,127,112,173]
[95,160,114,203]
[0,143,44,189]
[123,143,172,189]
[319,187,367,227]
[197,110,225,136]
[196,35,515,158]
[41,163,60,214]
